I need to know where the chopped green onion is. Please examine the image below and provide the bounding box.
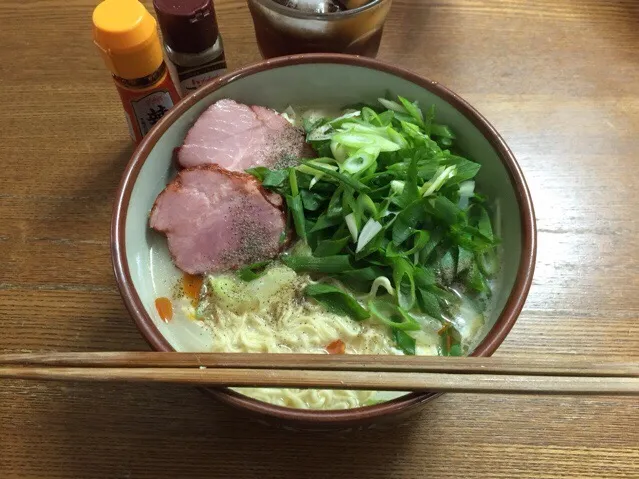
[339,267,385,287]
[285,195,306,242]
[345,213,359,242]
[398,96,425,129]
[386,230,430,258]
[313,236,350,257]
[332,131,402,153]
[289,168,299,196]
[331,141,349,162]
[391,257,416,310]
[421,165,456,197]
[416,288,444,320]
[326,110,362,128]
[457,247,475,274]
[378,97,406,113]
[414,266,436,288]
[285,169,306,242]
[392,329,416,355]
[281,254,352,273]
[309,213,342,233]
[305,283,369,321]
[430,124,456,139]
[244,166,269,182]
[357,193,378,217]
[429,196,464,225]
[394,155,420,208]
[368,299,421,331]
[243,96,498,354]
[356,218,383,253]
[440,249,456,285]
[475,204,494,241]
[386,126,410,149]
[366,276,395,298]
[465,262,489,293]
[300,189,324,211]
[281,105,296,125]
[459,180,476,197]
[458,180,475,209]
[390,180,405,195]
[341,146,379,174]
[476,248,499,277]
[392,198,428,245]
[362,107,380,124]
[237,261,271,282]
[301,160,370,192]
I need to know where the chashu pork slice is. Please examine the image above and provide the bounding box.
[177,98,311,171]
[150,165,286,275]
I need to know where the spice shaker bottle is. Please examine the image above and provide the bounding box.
[93,0,180,143]
[153,0,227,97]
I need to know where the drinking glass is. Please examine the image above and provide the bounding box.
[247,0,393,58]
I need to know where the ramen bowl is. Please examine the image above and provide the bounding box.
[111,54,536,431]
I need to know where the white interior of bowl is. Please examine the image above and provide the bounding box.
[124,63,522,359]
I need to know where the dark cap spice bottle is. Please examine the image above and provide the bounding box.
[153,0,227,97]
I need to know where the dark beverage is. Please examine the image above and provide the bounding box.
[247,0,392,58]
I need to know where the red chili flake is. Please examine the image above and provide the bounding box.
[326,339,346,354]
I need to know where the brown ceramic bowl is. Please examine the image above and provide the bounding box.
[111,54,536,431]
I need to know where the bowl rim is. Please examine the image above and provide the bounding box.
[111,53,536,425]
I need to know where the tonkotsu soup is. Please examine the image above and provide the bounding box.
[150,96,501,409]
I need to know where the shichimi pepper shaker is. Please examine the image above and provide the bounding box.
[92,0,181,143]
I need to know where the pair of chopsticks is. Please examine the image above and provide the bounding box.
[1,352,638,396]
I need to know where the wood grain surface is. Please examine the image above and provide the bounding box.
[1,0,638,477]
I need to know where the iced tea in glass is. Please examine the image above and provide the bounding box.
[247,0,392,58]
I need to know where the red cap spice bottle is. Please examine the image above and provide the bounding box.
[153,0,227,97]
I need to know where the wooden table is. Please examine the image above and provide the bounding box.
[1,0,638,477]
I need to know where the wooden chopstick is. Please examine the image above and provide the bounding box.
[1,353,638,396]
[2,352,638,376]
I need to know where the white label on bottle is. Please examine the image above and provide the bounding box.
[130,91,175,137]
[179,68,227,95]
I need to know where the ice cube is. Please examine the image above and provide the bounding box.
[285,0,345,14]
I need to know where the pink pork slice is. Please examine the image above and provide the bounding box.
[177,99,310,171]
[149,165,286,275]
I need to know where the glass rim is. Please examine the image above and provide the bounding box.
[249,0,386,20]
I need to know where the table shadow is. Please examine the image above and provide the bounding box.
[23,381,431,479]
